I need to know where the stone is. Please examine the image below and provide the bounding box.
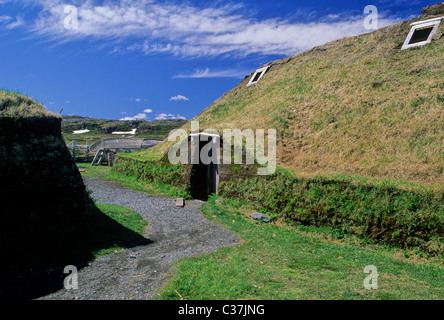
[250,212,270,223]
[175,198,185,207]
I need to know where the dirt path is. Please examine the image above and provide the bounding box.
[39,177,239,300]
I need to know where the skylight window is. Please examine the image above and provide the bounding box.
[401,17,442,50]
[247,66,270,87]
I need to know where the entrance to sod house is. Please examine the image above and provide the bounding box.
[189,133,220,201]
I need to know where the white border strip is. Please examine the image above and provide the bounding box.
[189,133,220,138]
[410,16,443,26]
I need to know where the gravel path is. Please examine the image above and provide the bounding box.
[39,177,239,300]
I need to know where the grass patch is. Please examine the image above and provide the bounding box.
[77,163,111,178]
[77,162,190,199]
[92,203,149,257]
[157,195,444,300]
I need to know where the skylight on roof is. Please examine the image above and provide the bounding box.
[401,17,442,50]
[247,66,270,87]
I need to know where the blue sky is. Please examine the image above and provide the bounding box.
[0,0,437,121]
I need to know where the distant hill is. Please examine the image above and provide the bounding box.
[62,115,187,141]
[140,3,444,187]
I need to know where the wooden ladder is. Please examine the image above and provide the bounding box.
[91,149,105,166]
[90,148,115,166]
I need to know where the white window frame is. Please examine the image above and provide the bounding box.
[401,17,442,50]
[247,66,270,87]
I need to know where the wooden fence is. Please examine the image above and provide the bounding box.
[67,141,91,162]
[67,138,162,165]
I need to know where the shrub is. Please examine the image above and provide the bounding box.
[218,169,444,256]
[113,155,188,191]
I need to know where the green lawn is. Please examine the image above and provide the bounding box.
[92,203,149,257]
[77,163,444,300]
[157,195,444,300]
[73,164,150,258]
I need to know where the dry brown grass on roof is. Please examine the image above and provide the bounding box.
[0,90,58,118]
[123,5,444,187]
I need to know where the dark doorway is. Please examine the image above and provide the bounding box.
[189,134,220,201]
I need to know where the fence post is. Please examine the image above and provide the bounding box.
[72,141,76,160]
[86,141,90,158]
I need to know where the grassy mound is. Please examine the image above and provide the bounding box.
[133,5,444,186]
[0,90,57,118]
[0,91,147,285]
[110,6,444,258]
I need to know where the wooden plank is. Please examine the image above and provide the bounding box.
[91,149,103,166]
[97,152,103,165]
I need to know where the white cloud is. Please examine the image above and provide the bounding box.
[29,0,399,58]
[155,113,167,119]
[120,108,152,120]
[5,16,24,29]
[169,95,189,101]
[0,15,12,23]
[132,113,147,120]
[135,98,141,102]
[173,68,249,79]
[0,15,25,30]
[120,112,148,121]
[155,113,187,120]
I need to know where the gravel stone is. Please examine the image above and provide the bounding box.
[39,177,239,300]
